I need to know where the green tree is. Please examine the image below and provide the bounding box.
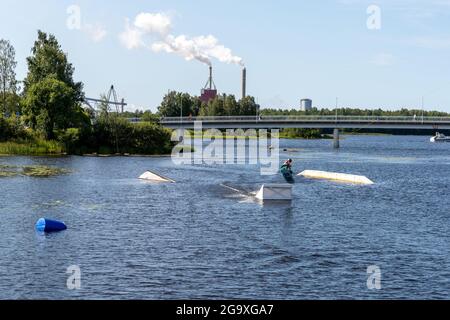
[158,91,179,117]
[224,94,239,115]
[0,39,17,115]
[22,31,87,138]
[158,91,198,117]
[158,91,181,117]
[208,95,226,116]
[23,31,83,100]
[191,96,202,116]
[179,92,194,116]
[23,77,87,139]
[142,110,160,123]
[239,96,258,116]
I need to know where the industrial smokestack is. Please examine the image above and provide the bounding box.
[204,65,216,90]
[209,66,213,90]
[242,67,247,99]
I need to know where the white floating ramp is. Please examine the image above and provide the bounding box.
[255,184,293,201]
[139,171,175,183]
[298,170,374,185]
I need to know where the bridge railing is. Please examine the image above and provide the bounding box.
[158,115,450,123]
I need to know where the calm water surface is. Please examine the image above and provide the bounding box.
[0,135,449,299]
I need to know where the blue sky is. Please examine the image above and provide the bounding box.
[1,0,450,112]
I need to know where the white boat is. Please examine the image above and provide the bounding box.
[430,132,450,143]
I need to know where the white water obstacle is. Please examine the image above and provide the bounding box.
[298,170,374,185]
[139,171,175,183]
[255,184,293,201]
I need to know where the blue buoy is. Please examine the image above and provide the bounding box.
[35,218,67,233]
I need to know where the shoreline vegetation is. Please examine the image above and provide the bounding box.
[0,139,64,156]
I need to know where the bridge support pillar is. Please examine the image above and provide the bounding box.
[333,129,340,149]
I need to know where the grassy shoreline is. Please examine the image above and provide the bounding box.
[0,140,64,156]
[0,140,195,157]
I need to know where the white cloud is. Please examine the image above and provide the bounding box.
[83,23,107,43]
[118,12,172,50]
[371,53,396,66]
[119,19,145,49]
[134,12,172,36]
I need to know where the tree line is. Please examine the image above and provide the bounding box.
[157,91,259,118]
[260,108,450,137]
[261,107,450,117]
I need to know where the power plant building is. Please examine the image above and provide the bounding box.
[200,66,217,103]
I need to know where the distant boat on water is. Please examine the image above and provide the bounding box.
[430,132,450,143]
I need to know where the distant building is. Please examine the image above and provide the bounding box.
[200,66,217,103]
[200,88,217,103]
[300,99,313,111]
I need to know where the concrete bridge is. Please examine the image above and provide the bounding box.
[159,115,450,130]
[156,115,450,148]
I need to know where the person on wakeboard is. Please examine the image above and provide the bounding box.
[281,159,293,173]
[280,159,294,183]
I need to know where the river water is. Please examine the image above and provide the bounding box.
[0,135,449,299]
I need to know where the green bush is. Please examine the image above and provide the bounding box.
[281,128,322,139]
[0,116,29,141]
[98,146,113,155]
[56,128,81,154]
[91,116,174,155]
[131,122,173,154]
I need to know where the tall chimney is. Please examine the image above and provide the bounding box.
[242,67,247,99]
[209,66,213,90]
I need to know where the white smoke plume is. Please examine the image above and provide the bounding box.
[151,35,212,66]
[119,12,244,66]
